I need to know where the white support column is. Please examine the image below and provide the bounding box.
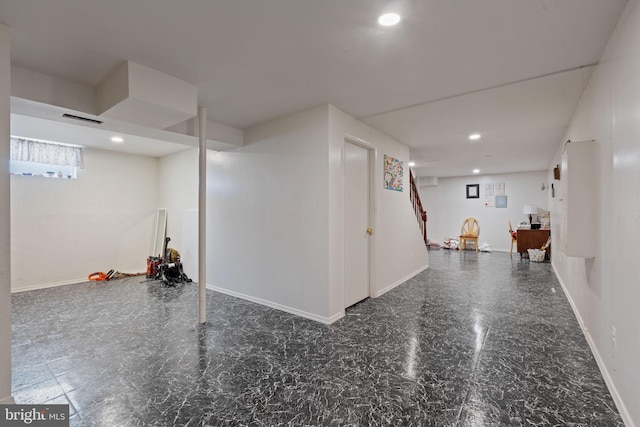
[0,24,13,404]
[198,107,207,324]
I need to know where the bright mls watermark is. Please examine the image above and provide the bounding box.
[1,405,69,426]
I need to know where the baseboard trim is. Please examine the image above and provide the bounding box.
[11,267,147,294]
[206,284,341,325]
[551,262,635,427]
[326,310,345,324]
[372,264,429,298]
[11,278,87,293]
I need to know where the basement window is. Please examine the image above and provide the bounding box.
[9,137,83,179]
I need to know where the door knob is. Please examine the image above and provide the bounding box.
[366,228,373,235]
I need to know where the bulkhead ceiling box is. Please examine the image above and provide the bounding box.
[97,61,197,129]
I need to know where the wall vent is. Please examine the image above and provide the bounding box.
[62,114,103,125]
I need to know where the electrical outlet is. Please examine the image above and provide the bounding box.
[612,326,617,348]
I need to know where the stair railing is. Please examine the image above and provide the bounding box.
[409,171,428,246]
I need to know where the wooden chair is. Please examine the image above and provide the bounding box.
[508,219,517,255]
[459,218,480,251]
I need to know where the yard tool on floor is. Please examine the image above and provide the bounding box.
[111,271,145,279]
[88,270,115,281]
[89,269,144,282]
[150,237,191,286]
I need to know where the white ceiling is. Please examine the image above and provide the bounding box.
[0,0,628,177]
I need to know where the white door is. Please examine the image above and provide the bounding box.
[344,141,370,308]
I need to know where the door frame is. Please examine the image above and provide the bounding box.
[342,135,376,309]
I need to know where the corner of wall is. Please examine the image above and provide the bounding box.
[207,106,332,320]
[0,21,13,406]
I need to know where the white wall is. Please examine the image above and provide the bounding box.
[207,105,331,322]
[206,104,428,323]
[0,23,13,404]
[328,106,429,317]
[550,1,639,424]
[158,148,198,280]
[11,148,159,291]
[419,171,548,251]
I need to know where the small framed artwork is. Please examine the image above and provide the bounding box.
[384,154,403,192]
[485,183,494,196]
[466,184,480,199]
[484,196,495,207]
[495,195,508,208]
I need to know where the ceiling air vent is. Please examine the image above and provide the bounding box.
[62,113,103,125]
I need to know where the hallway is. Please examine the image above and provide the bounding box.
[11,250,622,426]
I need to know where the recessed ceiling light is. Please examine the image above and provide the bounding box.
[469,133,481,141]
[378,13,401,26]
[111,136,124,143]
[472,169,480,174]
[408,161,415,167]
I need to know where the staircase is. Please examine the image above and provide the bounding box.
[409,172,428,246]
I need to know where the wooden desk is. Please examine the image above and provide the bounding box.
[517,229,550,257]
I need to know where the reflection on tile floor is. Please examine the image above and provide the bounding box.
[12,250,623,426]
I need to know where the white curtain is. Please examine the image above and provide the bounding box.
[10,138,84,168]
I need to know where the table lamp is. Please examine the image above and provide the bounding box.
[523,204,537,224]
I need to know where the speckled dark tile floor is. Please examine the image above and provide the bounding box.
[11,250,623,426]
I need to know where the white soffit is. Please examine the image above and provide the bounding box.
[98,61,197,129]
[10,98,244,155]
[10,113,191,158]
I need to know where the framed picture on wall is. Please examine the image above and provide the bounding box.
[384,154,403,192]
[485,183,494,196]
[495,195,508,208]
[466,184,479,199]
[485,196,495,207]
